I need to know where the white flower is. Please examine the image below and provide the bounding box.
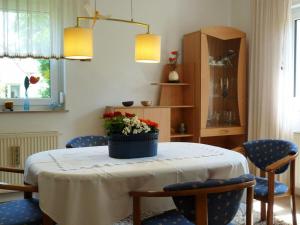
[123,118,130,123]
[120,116,153,135]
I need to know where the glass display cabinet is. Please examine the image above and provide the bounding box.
[183,26,246,148]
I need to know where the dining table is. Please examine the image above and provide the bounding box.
[24,142,249,225]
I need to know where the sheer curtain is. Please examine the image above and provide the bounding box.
[0,0,85,59]
[249,0,294,140]
[248,0,295,180]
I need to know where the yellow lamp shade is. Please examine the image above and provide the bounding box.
[135,34,161,63]
[64,27,93,60]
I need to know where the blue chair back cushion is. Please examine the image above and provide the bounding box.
[0,198,42,225]
[243,139,298,174]
[66,135,108,148]
[164,174,254,225]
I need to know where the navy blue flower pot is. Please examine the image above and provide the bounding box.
[108,132,158,159]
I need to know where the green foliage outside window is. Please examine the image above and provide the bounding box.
[38,59,51,98]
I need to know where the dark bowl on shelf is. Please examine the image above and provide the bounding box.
[122,101,134,107]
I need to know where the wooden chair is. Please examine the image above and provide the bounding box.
[0,166,55,225]
[130,174,255,225]
[66,135,107,148]
[234,139,298,225]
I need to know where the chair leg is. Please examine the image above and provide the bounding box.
[267,201,274,225]
[261,202,267,221]
[246,187,254,225]
[290,161,297,225]
[133,196,142,225]
[42,213,55,225]
[291,194,297,225]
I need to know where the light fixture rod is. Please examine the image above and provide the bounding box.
[76,12,150,33]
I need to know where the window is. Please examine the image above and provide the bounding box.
[0,58,62,106]
[0,0,71,109]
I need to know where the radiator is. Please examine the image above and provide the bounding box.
[293,132,300,193]
[0,132,58,187]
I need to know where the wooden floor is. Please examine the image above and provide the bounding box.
[253,197,300,224]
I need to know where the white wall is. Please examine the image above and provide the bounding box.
[0,0,233,148]
[230,0,251,37]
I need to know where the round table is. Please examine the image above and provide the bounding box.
[24,142,249,225]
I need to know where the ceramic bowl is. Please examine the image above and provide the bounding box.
[141,101,152,106]
[122,101,134,107]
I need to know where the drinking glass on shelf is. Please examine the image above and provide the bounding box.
[213,112,220,126]
[223,111,233,125]
[227,111,233,125]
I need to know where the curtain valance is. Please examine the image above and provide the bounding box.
[0,0,84,59]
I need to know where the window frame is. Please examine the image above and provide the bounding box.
[292,7,300,97]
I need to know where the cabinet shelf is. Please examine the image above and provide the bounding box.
[163,105,194,108]
[209,63,226,67]
[171,133,194,138]
[151,82,192,86]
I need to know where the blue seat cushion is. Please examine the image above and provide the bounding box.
[254,176,288,197]
[163,174,254,225]
[0,198,42,225]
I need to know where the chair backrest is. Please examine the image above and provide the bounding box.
[66,135,108,148]
[243,139,298,174]
[164,174,254,225]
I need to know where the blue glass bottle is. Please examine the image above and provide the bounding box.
[23,90,30,111]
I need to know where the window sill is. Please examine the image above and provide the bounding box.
[0,109,69,114]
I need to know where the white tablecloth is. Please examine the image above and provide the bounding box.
[24,142,249,225]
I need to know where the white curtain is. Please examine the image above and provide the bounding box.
[249,0,296,182]
[249,0,294,141]
[0,0,85,59]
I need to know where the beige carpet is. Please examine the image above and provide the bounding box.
[115,206,290,225]
[233,208,289,225]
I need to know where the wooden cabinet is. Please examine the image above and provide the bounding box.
[183,26,247,148]
[152,65,196,142]
[106,106,171,142]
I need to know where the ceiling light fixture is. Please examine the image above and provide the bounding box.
[64,0,161,63]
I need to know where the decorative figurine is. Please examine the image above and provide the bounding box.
[178,122,186,134]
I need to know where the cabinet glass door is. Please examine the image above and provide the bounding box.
[206,36,241,128]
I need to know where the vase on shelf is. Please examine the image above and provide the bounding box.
[108,132,159,159]
[23,91,30,111]
[168,50,180,83]
[168,70,179,83]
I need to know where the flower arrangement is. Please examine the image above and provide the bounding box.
[168,50,179,71]
[24,75,40,93]
[103,112,159,136]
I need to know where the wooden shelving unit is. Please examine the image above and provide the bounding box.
[153,64,196,142]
